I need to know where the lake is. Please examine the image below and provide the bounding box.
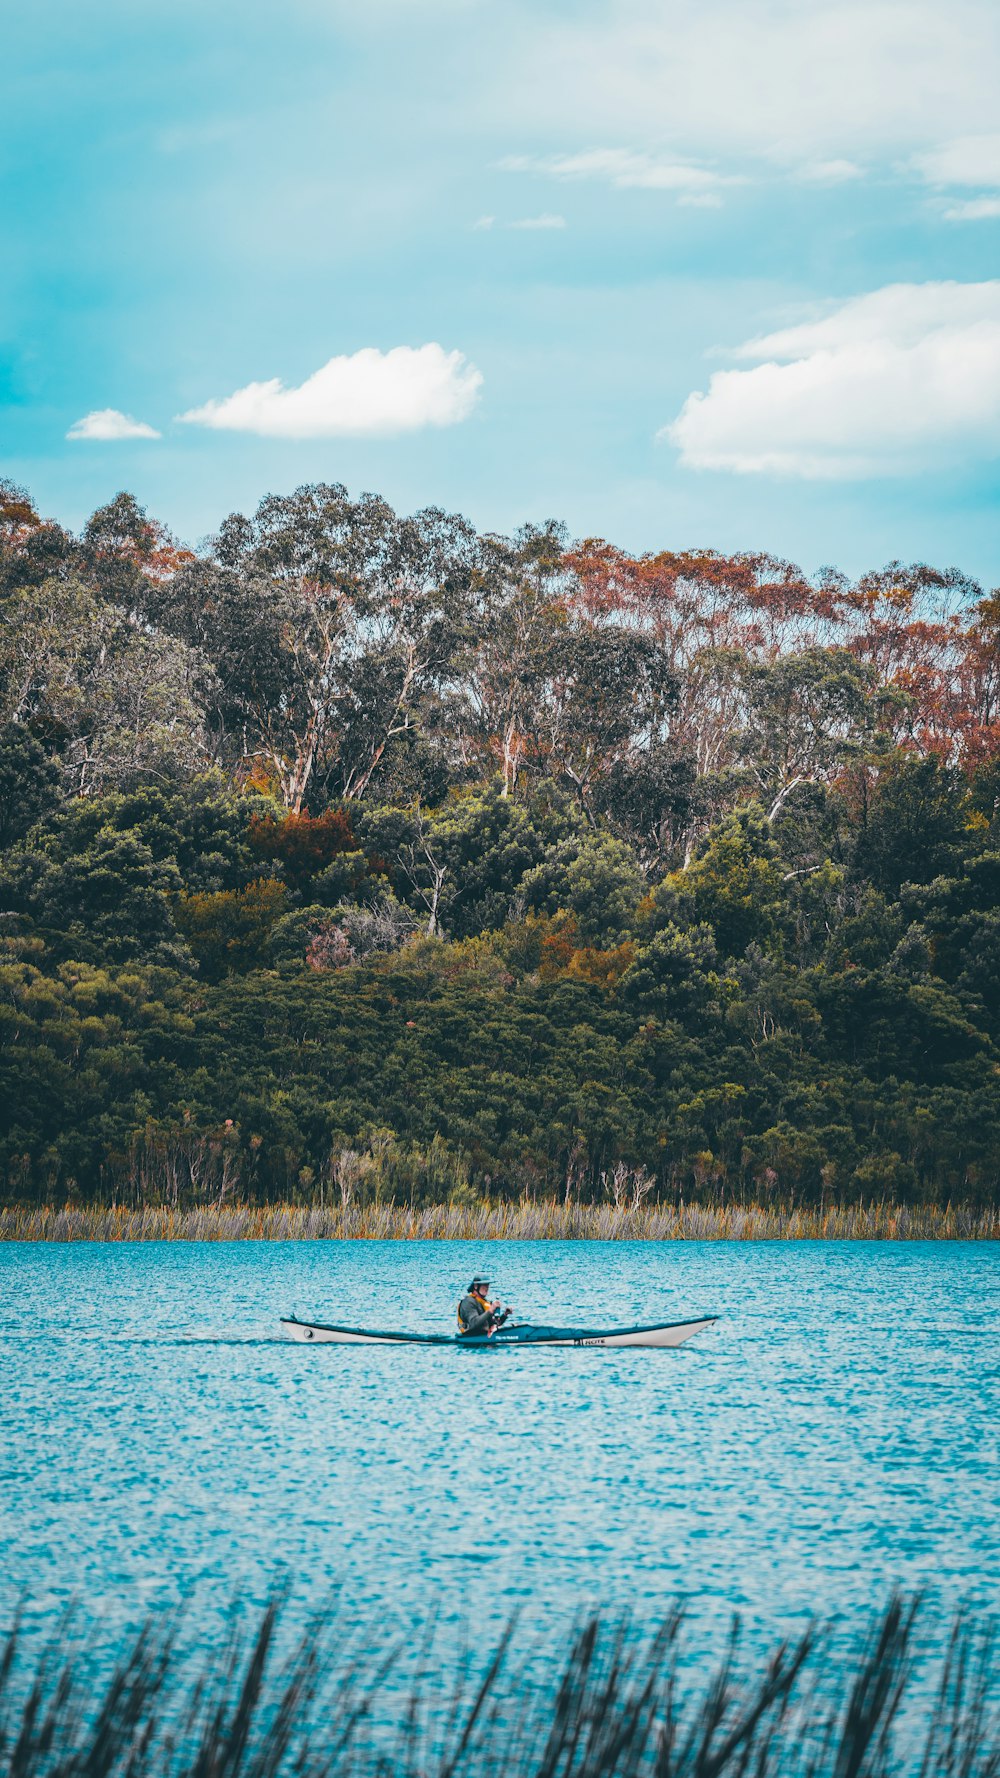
[1,1238,997,1668]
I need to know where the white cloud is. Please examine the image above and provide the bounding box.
[910,132,1000,222]
[507,2,1000,165]
[795,158,865,184]
[508,213,567,229]
[499,148,738,198]
[67,409,160,441]
[915,133,1000,189]
[501,144,865,206]
[473,211,566,230]
[943,196,1000,222]
[177,344,482,438]
[665,281,1000,478]
[914,134,1000,221]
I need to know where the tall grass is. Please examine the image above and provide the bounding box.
[1,1198,998,1242]
[0,1595,996,1778]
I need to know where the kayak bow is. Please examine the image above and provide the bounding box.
[280,1314,717,1348]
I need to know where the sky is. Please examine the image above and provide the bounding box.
[2,0,999,581]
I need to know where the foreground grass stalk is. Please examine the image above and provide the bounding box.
[1,1198,998,1242]
[0,1597,996,1778]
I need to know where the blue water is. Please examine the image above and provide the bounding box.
[1,1240,998,1664]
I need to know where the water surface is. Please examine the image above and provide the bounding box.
[1,1239,997,1658]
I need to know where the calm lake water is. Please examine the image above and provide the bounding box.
[1,1239,998,1667]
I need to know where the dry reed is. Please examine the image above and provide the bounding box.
[2,1197,998,1242]
[0,1594,996,1778]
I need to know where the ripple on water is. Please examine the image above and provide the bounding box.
[1,1237,998,1664]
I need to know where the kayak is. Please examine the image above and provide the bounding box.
[280,1314,717,1348]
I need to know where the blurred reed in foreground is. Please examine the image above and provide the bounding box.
[0,1595,996,1778]
[2,1197,998,1242]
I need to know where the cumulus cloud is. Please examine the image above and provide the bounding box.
[499,148,738,198]
[67,409,160,441]
[177,344,482,438]
[665,281,1000,478]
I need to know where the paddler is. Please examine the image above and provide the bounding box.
[456,1275,511,1337]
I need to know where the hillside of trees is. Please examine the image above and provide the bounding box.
[1,476,999,1208]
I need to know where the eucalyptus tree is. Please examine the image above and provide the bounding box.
[445,521,571,796]
[184,483,479,809]
[737,647,886,820]
[0,577,215,793]
[0,478,78,597]
[520,621,679,816]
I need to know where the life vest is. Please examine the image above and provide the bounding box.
[457,1289,491,1331]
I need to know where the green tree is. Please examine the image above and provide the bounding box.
[739,648,883,818]
[853,755,971,895]
[0,578,215,792]
[661,805,788,958]
[521,829,645,944]
[174,878,289,980]
[0,724,61,847]
[0,826,185,964]
[621,922,719,1020]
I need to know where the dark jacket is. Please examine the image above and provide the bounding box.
[457,1291,495,1335]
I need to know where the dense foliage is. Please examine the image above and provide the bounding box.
[2,477,998,1207]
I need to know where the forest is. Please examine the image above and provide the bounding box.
[1,475,999,1209]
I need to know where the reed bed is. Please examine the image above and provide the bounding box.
[0,1594,996,1778]
[2,1197,998,1242]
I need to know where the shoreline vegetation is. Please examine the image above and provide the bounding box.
[3,481,1000,1214]
[2,1592,997,1778]
[3,1196,998,1242]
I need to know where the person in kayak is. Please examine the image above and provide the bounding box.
[457,1276,511,1337]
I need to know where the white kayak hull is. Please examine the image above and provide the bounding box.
[281,1315,717,1349]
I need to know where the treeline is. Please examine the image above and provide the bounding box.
[1,477,999,1209]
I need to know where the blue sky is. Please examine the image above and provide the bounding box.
[3,0,999,580]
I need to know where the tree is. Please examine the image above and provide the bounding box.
[0,578,215,792]
[521,829,646,944]
[5,778,264,895]
[662,805,789,959]
[0,724,61,847]
[852,755,971,896]
[248,808,357,894]
[448,522,571,796]
[397,782,570,939]
[173,878,288,980]
[522,622,678,812]
[201,484,478,809]
[844,561,989,763]
[0,826,185,964]
[0,479,79,598]
[592,747,700,869]
[621,921,719,1019]
[739,648,883,818]
[80,492,194,607]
